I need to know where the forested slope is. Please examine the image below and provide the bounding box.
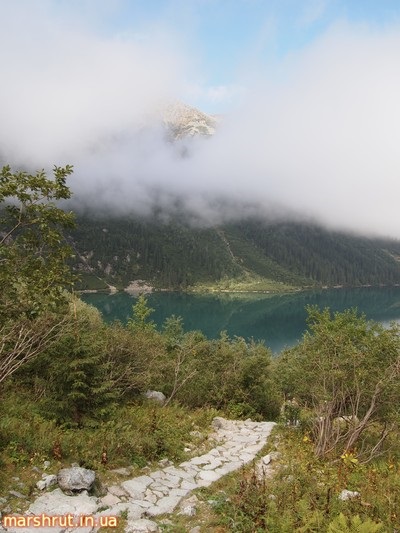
[69,214,400,290]
[230,219,400,286]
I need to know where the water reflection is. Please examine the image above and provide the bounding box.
[81,287,400,353]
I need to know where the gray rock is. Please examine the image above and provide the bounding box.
[189,527,201,533]
[122,476,154,499]
[126,518,159,532]
[157,458,172,467]
[179,495,199,516]
[181,480,198,491]
[36,474,57,491]
[108,484,129,497]
[100,492,121,507]
[29,488,98,519]
[146,495,181,516]
[269,451,281,461]
[144,492,158,504]
[43,460,51,470]
[198,470,220,482]
[212,417,228,429]
[3,418,277,532]
[57,467,95,495]
[106,501,144,521]
[339,489,360,501]
[8,490,26,499]
[145,390,166,405]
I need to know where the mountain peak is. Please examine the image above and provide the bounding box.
[161,101,219,140]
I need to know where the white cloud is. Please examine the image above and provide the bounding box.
[0,0,186,166]
[1,3,400,239]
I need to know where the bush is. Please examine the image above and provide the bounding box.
[274,306,400,460]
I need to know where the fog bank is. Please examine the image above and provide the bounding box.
[1,3,400,238]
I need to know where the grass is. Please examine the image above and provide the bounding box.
[190,272,298,294]
[201,426,400,532]
[0,389,220,511]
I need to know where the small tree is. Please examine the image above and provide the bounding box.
[127,295,156,333]
[0,164,77,385]
[0,164,76,322]
[27,298,117,427]
[275,306,400,461]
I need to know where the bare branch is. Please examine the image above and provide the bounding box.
[0,317,69,384]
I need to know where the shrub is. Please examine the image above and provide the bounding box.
[274,306,400,460]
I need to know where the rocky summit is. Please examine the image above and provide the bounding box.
[162,101,218,140]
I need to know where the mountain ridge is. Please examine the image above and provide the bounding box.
[69,215,400,292]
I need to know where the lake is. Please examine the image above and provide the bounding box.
[81,287,400,354]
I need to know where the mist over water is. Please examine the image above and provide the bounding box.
[2,3,400,237]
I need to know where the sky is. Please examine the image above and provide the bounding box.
[1,0,400,237]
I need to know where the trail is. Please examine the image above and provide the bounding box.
[216,229,237,263]
[2,418,276,533]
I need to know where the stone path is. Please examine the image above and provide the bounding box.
[1,417,276,533]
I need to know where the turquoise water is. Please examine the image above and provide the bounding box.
[81,287,400,353]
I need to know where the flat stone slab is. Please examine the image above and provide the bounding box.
[146,495,182,516]
[126,518,159,532]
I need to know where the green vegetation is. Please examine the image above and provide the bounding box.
[206,307,400,532]
[70,215,242,290]
[205,427,400,532]
[190,271,296,293]
[275,307,400,461]
[0,164,76,321]
[69,214,400,292]
[233,219,400,287]
[0,165,77,385]
[0,293,280,502]
[1,164,400,530]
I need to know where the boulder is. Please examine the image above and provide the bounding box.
[212,417,231,430]
[339,489,360,501]
[57,467,95,495]
[145,390,166,404]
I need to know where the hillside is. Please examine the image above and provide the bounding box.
[69,215,400,291]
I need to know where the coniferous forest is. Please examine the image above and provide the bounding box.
[70,214,400,291]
